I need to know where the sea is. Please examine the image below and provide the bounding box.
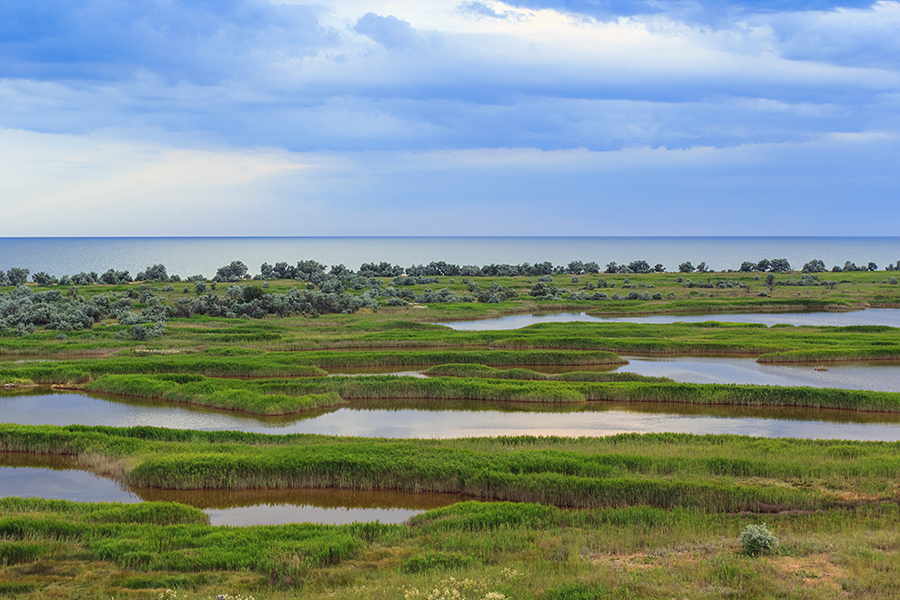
[0,237,898,279]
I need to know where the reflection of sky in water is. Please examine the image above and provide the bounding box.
[0,465,140,504]
[4,391,900,441]
[618,356,900,392]
[0,464,424,526]
[436,309,900,330]
[205,505,418,526]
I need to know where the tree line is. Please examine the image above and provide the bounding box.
[3,256,900,288]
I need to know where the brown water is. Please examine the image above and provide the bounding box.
[0,452,465,526]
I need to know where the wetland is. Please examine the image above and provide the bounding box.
[2,262,900,599]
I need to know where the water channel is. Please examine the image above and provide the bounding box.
[5,308,900,525]
[0,452,467,526]
[435,308,900,330]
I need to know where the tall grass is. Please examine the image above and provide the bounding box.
[7,424,898,512]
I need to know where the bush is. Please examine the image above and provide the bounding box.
[740,523,779,556]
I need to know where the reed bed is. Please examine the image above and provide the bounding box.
[424,363,674,383]
[6,424,898,513]
[757,346,900,363]
[285,349,626,367]
[84,374,345,415]
[80,371,900,413]
[0,355,327,385]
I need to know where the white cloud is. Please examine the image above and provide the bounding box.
[0,129,310,235]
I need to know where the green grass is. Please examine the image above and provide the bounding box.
[3,271,900,598]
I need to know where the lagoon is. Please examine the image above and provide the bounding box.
[435,308,900,330]
[4,389,900,441]
[0,452,460,526]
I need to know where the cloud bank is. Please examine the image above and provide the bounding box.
[0,0,898,235]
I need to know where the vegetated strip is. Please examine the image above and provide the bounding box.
[424,363,674,383]
[0,496,391,579]
[0,355,327,385]
[4,424,884,513]
[80,372,900,414]
[81,374,344,416]
[284,349,626,367]
[757,346,900,364]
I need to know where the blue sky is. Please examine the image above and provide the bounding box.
[1,0,898,236]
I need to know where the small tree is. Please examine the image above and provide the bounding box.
[802,259,825,273]
[8,267,29,286]
[32,271,58,286]
[770,258,791,272]
[678,262,695,273]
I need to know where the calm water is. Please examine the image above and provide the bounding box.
[617,356,900,392]
[437,309,900,330]
[0,453,460,526]
[1,237,897,278]
[4,389,900,441]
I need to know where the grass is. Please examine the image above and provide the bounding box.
[3,269,900,598]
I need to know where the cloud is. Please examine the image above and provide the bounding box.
[1,0,898,236]
[0,0,329,84]
[0,128,310,235]
[354,13,423,50]
[3,125,897,236]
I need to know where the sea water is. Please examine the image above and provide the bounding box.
[1,236,897,279]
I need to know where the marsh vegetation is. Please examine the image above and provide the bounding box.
[2,259,900,598]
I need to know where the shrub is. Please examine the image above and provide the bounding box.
[740,523,779,556]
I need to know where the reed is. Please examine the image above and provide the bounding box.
[84,374,345,415]
[0,355,327,385]
[757,346,900,363]
[8,424,895,512]
[424,363,673,383]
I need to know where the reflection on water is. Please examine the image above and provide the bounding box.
[436,309,900,330]
[617,356,900,392]
[0,453,462,526]
[4,389,900,441]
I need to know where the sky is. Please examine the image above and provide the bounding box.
[1,0,898,236]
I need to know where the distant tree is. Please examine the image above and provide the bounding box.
[8,267,29,286]
[769,258,791,272]
[567,260,585,275]
[583,261,600,274]
[627,260,651,274]
[604,262,619,274]
[99,269,131,285]
[31,272,58,286]
[766,273,776,291]
[214,261,249,282]
[739,261,755,272]
[136,264,168,282]
[756,259,771,272]
[296,260,326,275]
[330,264,350,277]
[696,262,709,273]
[678,262,695,273]
[258,263,276,280]
[867,262,878,272]
[653,264,665,273]
[801,259,826,273]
